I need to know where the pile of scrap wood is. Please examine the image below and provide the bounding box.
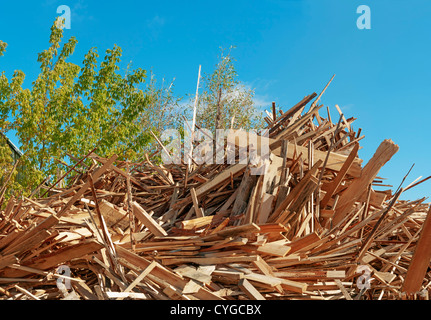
[1,88,431,300]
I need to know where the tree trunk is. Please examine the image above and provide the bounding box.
[215,87,222,131]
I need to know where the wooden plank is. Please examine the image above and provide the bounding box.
[261,153,283,195]
[256,193,274,225]
[162,255,259,266]
[238,278,266,300]
[0,229,23,251]
[334,104,350,132]
[182,279,203,294]
[279,278,308,293]
[190,188,204,218]
[402,206,431,294]
[288,232,321,254]
[93,155,153,193]
[219,188,239,212]
[30,239,103,270]
[174,265,213,284]
[231,168,257,216]
[202,223,261,241]
[244,176,262,224]
[244,272,282,287]
[207,217,230,235]
[244,271,307,294]
[212,270,244,281]
[181,215,217,230]
[73,281,98,300]
[2,196,15,220]
[14,285,40,300]
[273,270,345,280]
[320,142,359,209]
[257,242,291,257]
[358,189,387,208]
[98,200,129,230]
[132,201,168,237]
[253,256,284,294]
[0,160,19,207]
[196,164,247,198]
[296,122,331,146]
[56,228,93,243]
[0,254,19,270]
[333,139,399,225]
[320,209,334,219]
[335,279,353,300]
[117,246,186,287]
[258,223,290,234]
[202,237,248,251]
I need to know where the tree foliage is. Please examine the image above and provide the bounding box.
[0,135,23,202]
[138,73,184,156]
[0,21,158,194]
[192,47,264,134]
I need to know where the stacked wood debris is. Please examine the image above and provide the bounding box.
[1,88,431,300]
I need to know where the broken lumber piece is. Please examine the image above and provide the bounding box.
[402,206,431,294]
[132,201,168,237]
[333,139,399,225]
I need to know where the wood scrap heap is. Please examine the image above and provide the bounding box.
[1,89,431,301]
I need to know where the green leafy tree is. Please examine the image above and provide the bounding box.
[138,73,184,157]
[192,47,264,134]
[0,135,23,204]
[0,21,156,193]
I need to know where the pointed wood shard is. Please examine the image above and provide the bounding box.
[402,206,431,294]
[333,139,399,225]
[132,201,168,237]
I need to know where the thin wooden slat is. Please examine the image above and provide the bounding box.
[238,278,266,300]
[132,201,168,237]
[190,188,204,218]
[320,142,359,209]
[257,242,291,257]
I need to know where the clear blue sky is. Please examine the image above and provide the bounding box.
[1,0,430,201]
